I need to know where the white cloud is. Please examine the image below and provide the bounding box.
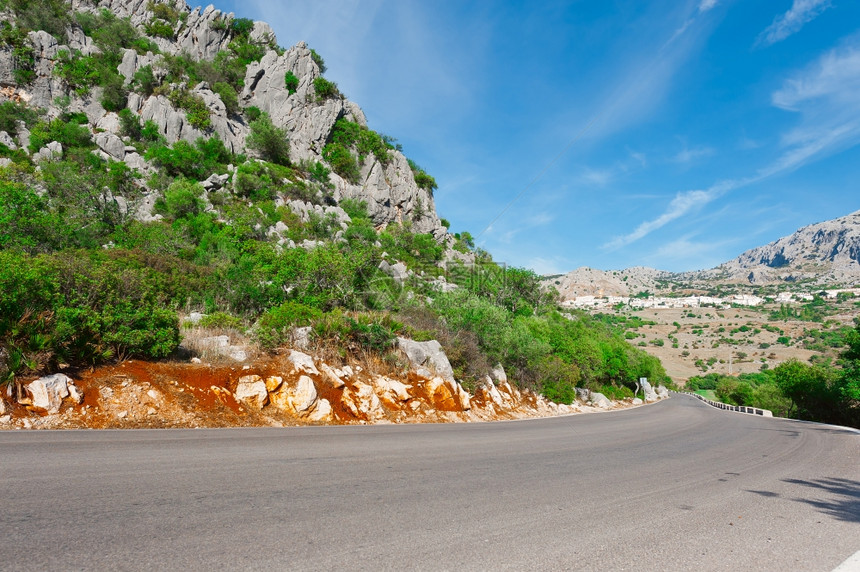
[603,187,727,251]
[767,38,860,173]
[757,0,832,47]
[628,150,648,167]
[603,37,860,253]
[698,0,718,13]
[673,144,714,163]
[579,167,614,186]
[772,42,860,110]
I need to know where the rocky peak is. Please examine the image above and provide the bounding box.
[2,0,447,239]
[709,209,860,284]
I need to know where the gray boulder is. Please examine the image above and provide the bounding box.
[95,131,126,160]
[397,338,455,382]
[589,392,611,409]
[639,378,658,402]
[0,131,17,150]
[379,260,409,286]
[33,141,63,163]
[25,374,72,413]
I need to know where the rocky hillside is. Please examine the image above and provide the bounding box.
[0,0,448,239]
[545,266,672,299]
[695,209,860,285]
[0,0,675,427]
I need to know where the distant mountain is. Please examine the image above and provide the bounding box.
[544,266,671,299]
[547,210,860,298]
[696,209,860,285]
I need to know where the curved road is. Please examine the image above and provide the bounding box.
[1,394,858,571]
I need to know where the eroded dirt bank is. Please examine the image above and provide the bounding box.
[0,349,662,430]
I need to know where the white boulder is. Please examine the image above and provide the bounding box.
[288,350,319,375]
[235,375,268,409]
[25,374,71,413]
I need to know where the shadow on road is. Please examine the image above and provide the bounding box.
[782,478,860,524]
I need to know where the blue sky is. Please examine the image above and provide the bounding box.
[212,0,860,274]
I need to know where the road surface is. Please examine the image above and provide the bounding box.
[1,394,858,571]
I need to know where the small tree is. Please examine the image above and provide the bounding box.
[246,113,290,166]
[284,71,299,94]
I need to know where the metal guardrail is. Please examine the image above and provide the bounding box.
[678,391,773,417]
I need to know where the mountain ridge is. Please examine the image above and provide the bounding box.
[548,209,860,298]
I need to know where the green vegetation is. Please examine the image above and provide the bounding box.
[284,71,299,94]
[322,119,397,182]
[0,22,36,84]
[310,48,326,73]
[313,77,340,101]
[0,8,679,413]
[245,113,290,166]
[408,159,438,195]
[685,322,860,427]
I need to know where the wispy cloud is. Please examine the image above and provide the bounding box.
[768,37,860,173]
[628,149,648,167]
[603,185,731,251]
[604,36,860,252]
[756,0,832,47]
[673,144,714,163]
[576,3,719,143]
[578,167,614,186]
[698,0,718,13]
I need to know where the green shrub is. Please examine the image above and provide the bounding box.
[0,22,36,84]
[408,159,438,194]
[313,77,340,101]
[118,109,142,140]
[168,88,211,130]
[310,48,326,73]
[599,384,634,400]
[322,142,359,183]
[213,81,239,115]
[6,0,71,40]
[256,301,322,349]
[157,179,204,219]
[55,49,100,96]
[245,106,262,122]
[228,35,266,66]
[198,312,244,330]
[0,100,40,136]
[28,116,93,152]
[131,65,158,96]
[340,198,370,221]
[100,73,129,112]
[284,71,299,94]
[230,17,255,37]
[0,180,64,252]
[145,137,231,180]
[145,19,175,39]
[246,113,290,166]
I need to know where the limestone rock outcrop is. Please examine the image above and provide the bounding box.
[24,374,76,414]
[397,338,455,382]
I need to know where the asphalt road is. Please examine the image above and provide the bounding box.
[1,394,858,571]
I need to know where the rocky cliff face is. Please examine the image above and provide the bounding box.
[1,0,446,237]
[700,209,860,285]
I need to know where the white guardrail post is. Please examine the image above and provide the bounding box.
[676,391,773,417]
